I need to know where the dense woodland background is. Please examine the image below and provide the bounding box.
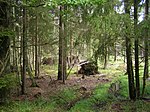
[0,0,150,111]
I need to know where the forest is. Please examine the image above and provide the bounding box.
[0,0,150,111]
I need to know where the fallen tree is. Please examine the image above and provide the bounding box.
[78,61,99,78]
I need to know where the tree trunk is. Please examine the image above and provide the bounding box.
[58,5,67,82]
[104,47,108,69]
[124,0,136,100]
[0,1,10,103]
[69,35,73,69]
[142,0,149,96]
[21,5,27,95]
[134,0,140,98]
[38,37,41,76]
[0,1,10,76]
[62,5,67,83]
[114,43,117,61]
[15,0,20,95]
[35,14,39,77]
[104,19,107,69]
[32,36,35,71]
[58,6,63,80]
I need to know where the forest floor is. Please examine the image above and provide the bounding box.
[12,73,111,101]
[1,61,150,112]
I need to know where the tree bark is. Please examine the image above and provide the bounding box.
[35,14,39,77]
[62,5,67,83]
[0,1,10,76]
[124,0,136,100]
[0,1,10,103]
[58,6,63,80]
[134,0,140,98]
[142,0,149,96]
[114,43,117,61]
[21,5,27,95]
[58,5,67,82]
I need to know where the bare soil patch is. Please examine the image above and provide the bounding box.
[12,74,111,101]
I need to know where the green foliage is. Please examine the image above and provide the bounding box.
[0,73,17,89]
[144,80,150,96]
[69,99,94,112]
[50,88,77,106]
[0,98,58,112]
[47,0,106,6]
[117,76,129,98]
[0,30,14,38]
[117,75,150,98]
[0,73,18,103]
[0,88,78,112]
[0,74,150,111]
[41,65,58,74]
[122,100,150,112]
[93,84,111,101]
[69,83,111,112]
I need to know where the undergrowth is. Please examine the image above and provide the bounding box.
[0,60,150,112]
[0,76,149,112]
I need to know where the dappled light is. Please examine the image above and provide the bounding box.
[0,0,150,111]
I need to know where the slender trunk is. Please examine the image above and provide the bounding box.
[124,0,136,100]
[142,0,149,96]
[58,6,63,80]
[124,49,126,63]
[126,37,136,100]
[134,0,140,98]
[21,5,27,95]
[35,14,39,77]
[62,5,67,83]
[38,37,41,76]
[104,19,107,69]
[104,47,107,69]
[15,0,20,95]
[69,35,73,69]
[27,55,38,87]
[0,1,10,102]
[12,33,16,67]
[32,37,35,70]
[114,43,117,61]
[58,5,67,82]
[0,2,10,76]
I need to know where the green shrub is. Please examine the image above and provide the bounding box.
[0,73,17,89]
[0,73,18,103]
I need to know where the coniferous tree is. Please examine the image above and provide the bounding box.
[21,2,27,94]
[58,6,63,80]
[142,0,149,96]
[134,0,140,98]
[124,0,136,100]
[0,0,11,102]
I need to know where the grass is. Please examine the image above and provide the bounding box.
[0,76,149,112]
[0,99,58,112]
[1,59,150,112]
[49,87,78,108]
[0,83,112,112]
[40,65,58,75]
[98,60,126,79]
[121,100,150,112]
[69,83,112,112]
[41,64,78,77]
[69,99,94,112]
